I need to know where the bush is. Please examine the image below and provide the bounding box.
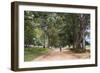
[70,48,86,53]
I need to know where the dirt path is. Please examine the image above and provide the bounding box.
[34,48,90,61]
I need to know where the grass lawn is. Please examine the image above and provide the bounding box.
[24,47,50,61]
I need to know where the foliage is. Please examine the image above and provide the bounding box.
[24,11,90,52]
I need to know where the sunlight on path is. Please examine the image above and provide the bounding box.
[33,48,90,61]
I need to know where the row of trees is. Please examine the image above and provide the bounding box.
[24,11,90,51]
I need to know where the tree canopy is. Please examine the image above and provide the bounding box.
[24,11,90,51]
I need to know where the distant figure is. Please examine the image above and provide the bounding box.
[60,47,62,52]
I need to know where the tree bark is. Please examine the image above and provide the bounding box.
[75,14,85,49]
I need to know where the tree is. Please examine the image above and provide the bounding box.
[24,11,90,52]
[74,14,90,50]
[24,11,35,47]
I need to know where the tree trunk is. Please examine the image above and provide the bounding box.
[75,14,85,49]
[82,29,85,49]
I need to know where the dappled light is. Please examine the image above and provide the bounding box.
[24,11,90,61]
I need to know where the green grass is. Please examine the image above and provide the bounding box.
[24,47,49,61]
